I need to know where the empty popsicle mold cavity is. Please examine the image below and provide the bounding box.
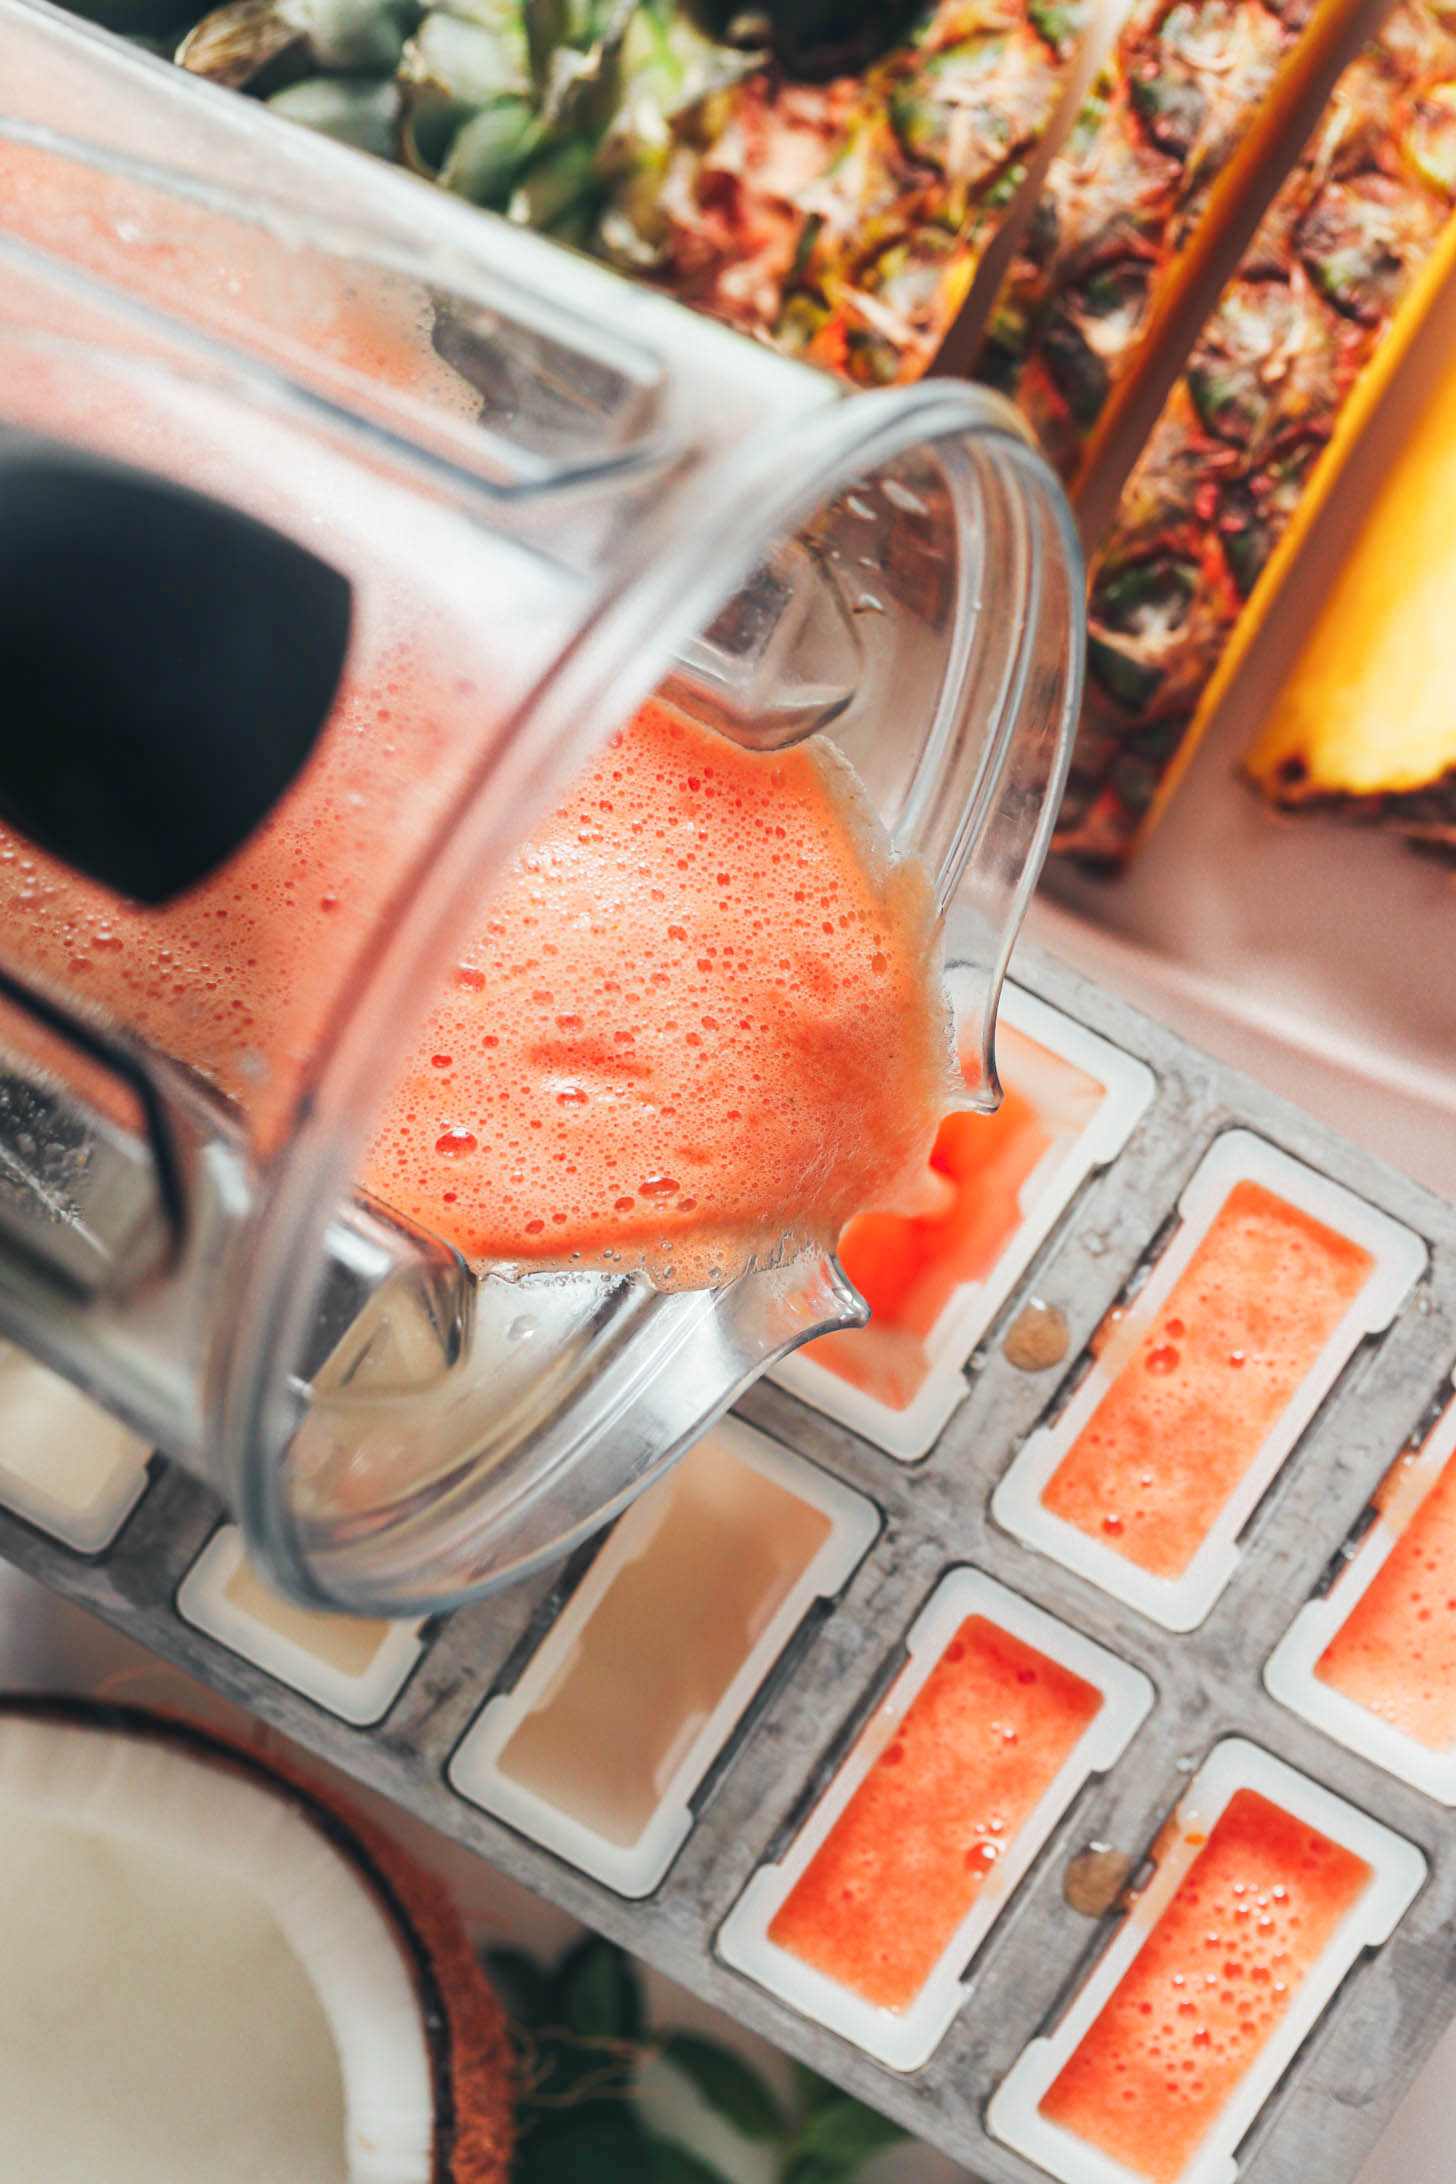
[993,1132,1427,1631]
[773,979,1154,1460]
[717,1569,1152,2070]
[446,1421,878,1897]
[176,1526,427,1726]
[1266,1367,1456,1801]
[988,1740,1426,2184]
[0,1339,152,1553]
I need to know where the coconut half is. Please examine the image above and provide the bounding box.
[0,1699,511,2184]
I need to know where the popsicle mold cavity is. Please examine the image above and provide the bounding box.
[447,1420,878,1897]
[989,1740,1426,2184]
[0,1340,151,1554]
[994,1132,1427,1630]
[773,983,1153,1460]
[1267,1370,1456,1800]
[718,1570,1152,2070]
[176,1526,427,1726]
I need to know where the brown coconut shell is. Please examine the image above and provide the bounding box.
[0,1694,513,2184]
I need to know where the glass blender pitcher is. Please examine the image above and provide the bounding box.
[0,0,1083,1614]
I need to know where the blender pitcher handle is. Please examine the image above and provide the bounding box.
[892,402,1084,1113]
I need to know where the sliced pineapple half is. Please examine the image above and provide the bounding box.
[1053,0,1456,867]
[1245,342,1456,839]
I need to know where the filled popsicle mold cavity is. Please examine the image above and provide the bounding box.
[0,1340,151,1553]
[994,1132,1426,1629]
[447,1420,878,1896]
[773,983,1153,1460]
[176,1526,427,1725]
[990,1740,1426,2184]
[718,1570,1152,2070]
[1267,1370,1456,1800]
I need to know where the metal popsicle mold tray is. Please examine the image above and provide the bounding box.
[2,939,1455,2184]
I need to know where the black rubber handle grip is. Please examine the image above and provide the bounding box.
[0,430,352,904]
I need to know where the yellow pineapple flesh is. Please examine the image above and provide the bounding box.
[1245,342,1456,841]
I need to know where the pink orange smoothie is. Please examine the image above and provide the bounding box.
[767,1615,1101,2011]
[1042,1182,1373,1578]
[363,700,953,1284]
[1316,1447,1456,1749]
[1040,1790,1370,2183]
[2,693,953,1288]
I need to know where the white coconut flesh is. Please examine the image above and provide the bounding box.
[0,1714,437,2184]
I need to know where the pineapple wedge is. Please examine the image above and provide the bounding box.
[980,0,1371,488]
[1244,344,1456,843]
[1056,0,1456,866]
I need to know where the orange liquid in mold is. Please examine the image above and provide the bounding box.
[1042,1182,1373,1579]
[1040,1790,1371,2184]
[1315,1447,1456,1749]
[805,1025,1103,1411]
[364,700,954,1285]
[767,1615,1102,2011]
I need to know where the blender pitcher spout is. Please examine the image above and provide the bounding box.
[889,402,1085,1117]
[912,410,1082,1118]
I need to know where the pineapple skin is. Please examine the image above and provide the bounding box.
[1244,328,1456,843]
[771,0,1090,387]
[980,0,1345,485]
[623,0,1091,384]
[1056,0,1456,868]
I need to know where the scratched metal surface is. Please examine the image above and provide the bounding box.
[1,936,1453,2184]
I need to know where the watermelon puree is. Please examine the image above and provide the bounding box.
[1040,1790,1370,2184]
[803,1024,1104,1409]
[767,1615,1101,2011]
[364,699,954,1285]
[1042,1182,1373,1578]
[1316,1445,1456,1749]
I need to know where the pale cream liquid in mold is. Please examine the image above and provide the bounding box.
[0,1340,150,1527]
[496,1440,831,1846]
[220,1554,391,1681]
